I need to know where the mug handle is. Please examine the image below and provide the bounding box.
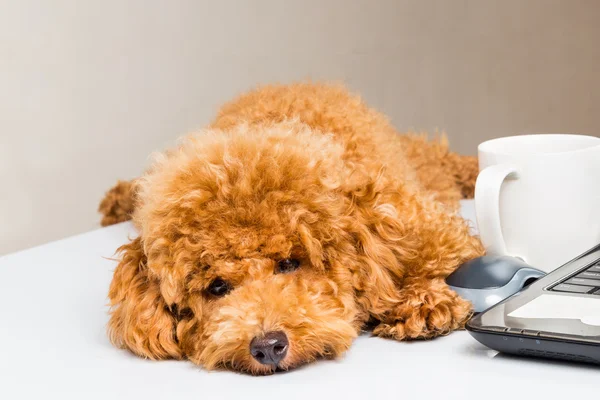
[475,163,520,255]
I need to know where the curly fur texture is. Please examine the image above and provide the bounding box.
[98,180,137,227]
[105,83,484,375]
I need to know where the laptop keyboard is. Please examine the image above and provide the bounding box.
[550,263,600,295]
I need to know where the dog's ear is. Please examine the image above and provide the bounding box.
[341,175,416,314]
[107,237,182,359]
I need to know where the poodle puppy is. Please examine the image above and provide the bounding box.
[104,83,483,374]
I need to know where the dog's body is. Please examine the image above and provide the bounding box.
[103,83,484,374]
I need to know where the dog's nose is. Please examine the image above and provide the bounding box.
[250,331,289,366]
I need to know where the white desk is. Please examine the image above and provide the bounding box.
[0,201,596,399]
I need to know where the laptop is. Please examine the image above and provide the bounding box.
[466,243,600,364]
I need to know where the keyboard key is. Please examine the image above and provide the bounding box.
[594,289,600,295]
[552,283,596,294]
[587,265,600,273]
[565,277,600,287]
[577,271,600,280]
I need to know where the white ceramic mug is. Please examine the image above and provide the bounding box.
[475,134,600,273]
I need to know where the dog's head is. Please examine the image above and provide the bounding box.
[108,122,401,374]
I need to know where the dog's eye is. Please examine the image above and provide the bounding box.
[207,278,232,297]
[276,258,300,274]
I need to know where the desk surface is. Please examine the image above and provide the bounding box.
[0,201,596,399]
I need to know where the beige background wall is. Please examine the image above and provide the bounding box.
[1,0,599,255]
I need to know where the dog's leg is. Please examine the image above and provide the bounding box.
[354,189,483,340]
[98,179,137,226]
[373,277,473,340]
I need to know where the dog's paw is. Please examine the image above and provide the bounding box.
[373,289,472,340]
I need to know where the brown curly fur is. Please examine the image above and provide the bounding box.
[98,180,137,226]
[99,85,479,226]
[104,83,484,375]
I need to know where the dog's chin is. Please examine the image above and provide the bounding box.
[211,358,291,376]
[250,363,290,376]
[206,350,336,376]
[245,358,318,376]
